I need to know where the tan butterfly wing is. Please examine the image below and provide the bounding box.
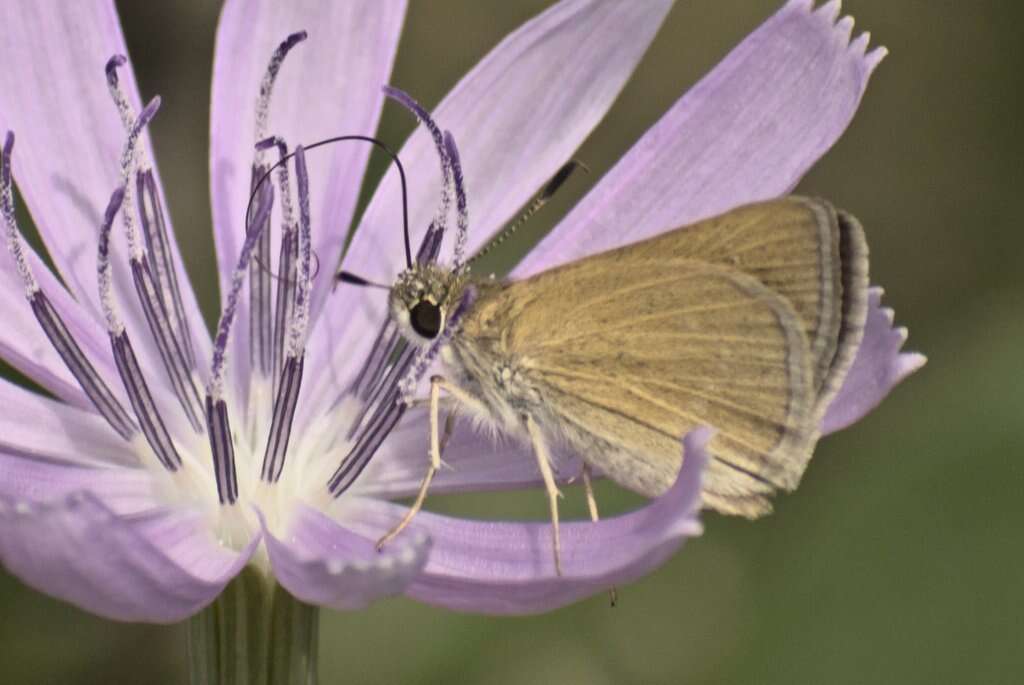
[457,197,868,517]
[621,196,869,412]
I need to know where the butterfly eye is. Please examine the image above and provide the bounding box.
[409,300,442,339]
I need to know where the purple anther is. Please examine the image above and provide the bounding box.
[260,354,305,483]
[112,329,183,472]
[208,178,274,400]
[205,394,238,504]
[383,86,454,264]
[130,255,204,432]
[136,169,196,369]
[264,136,298,384]
[29,291,137,440]
[247,161,275,377]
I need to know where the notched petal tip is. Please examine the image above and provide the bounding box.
[815,0,842,23]
[901,351,927,373]
[865,45,889,73]
[791,0,888,68]
[822,287,924,434]
[835,14,855,40]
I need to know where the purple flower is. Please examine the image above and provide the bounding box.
[0,0,922,625]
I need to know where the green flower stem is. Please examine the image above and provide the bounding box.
[187,566,319,685]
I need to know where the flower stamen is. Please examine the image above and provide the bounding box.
[443,131,470,272]
[258,136,299,388]
[254,32,308,151]
[250,32,307,381]
[137,169,198,369]
[260,145,313,483]
[107,55,199,372]
[106,60,205,433]
[326,110,474,498]
[102,188,181,471]
[0,133,139,441]
[382,86,453,265]
[105,55,136,132]
[206,175,274,503]
[96,99,189,472]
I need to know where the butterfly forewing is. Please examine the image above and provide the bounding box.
[459,255,817,517]
[450,196,869,518]
[623,197,859,396]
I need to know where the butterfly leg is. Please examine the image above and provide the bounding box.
[376,376,456,550]
[524,414,564,576]
[581,464,618,606]
[581,463,600,521]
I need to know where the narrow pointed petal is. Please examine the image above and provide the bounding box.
[514,0,886,277]
[0,1,210,365]
[262,505,429,611]
[0,493,257,622]
[348,0,674,278]
[310,0,673,398]
[822,288,925,434]
[352,429,708,615]
[210,0,406,316]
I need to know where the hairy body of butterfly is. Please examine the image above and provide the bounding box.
[385,195,868,566]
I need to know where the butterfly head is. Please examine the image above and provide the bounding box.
[389,263,468,346]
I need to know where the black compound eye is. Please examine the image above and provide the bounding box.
[409,300,442,339]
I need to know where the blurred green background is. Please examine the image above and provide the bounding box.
[2,1,1021,683]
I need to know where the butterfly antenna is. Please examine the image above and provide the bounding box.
[334,270,389,291]
[469,159,588,264]
[247,133,413,272]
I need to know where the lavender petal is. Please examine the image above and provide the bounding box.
[822,288,926,434]
[0,453,155,515]
[351,429,709,615]
[348,0,674,279]
[0,1,210,366]
[0,492,257,622]
[262,505,429,611]
[309,0,672,401]
[514,0,886,277]
[210,0,406,338]
[0,375,137,468]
